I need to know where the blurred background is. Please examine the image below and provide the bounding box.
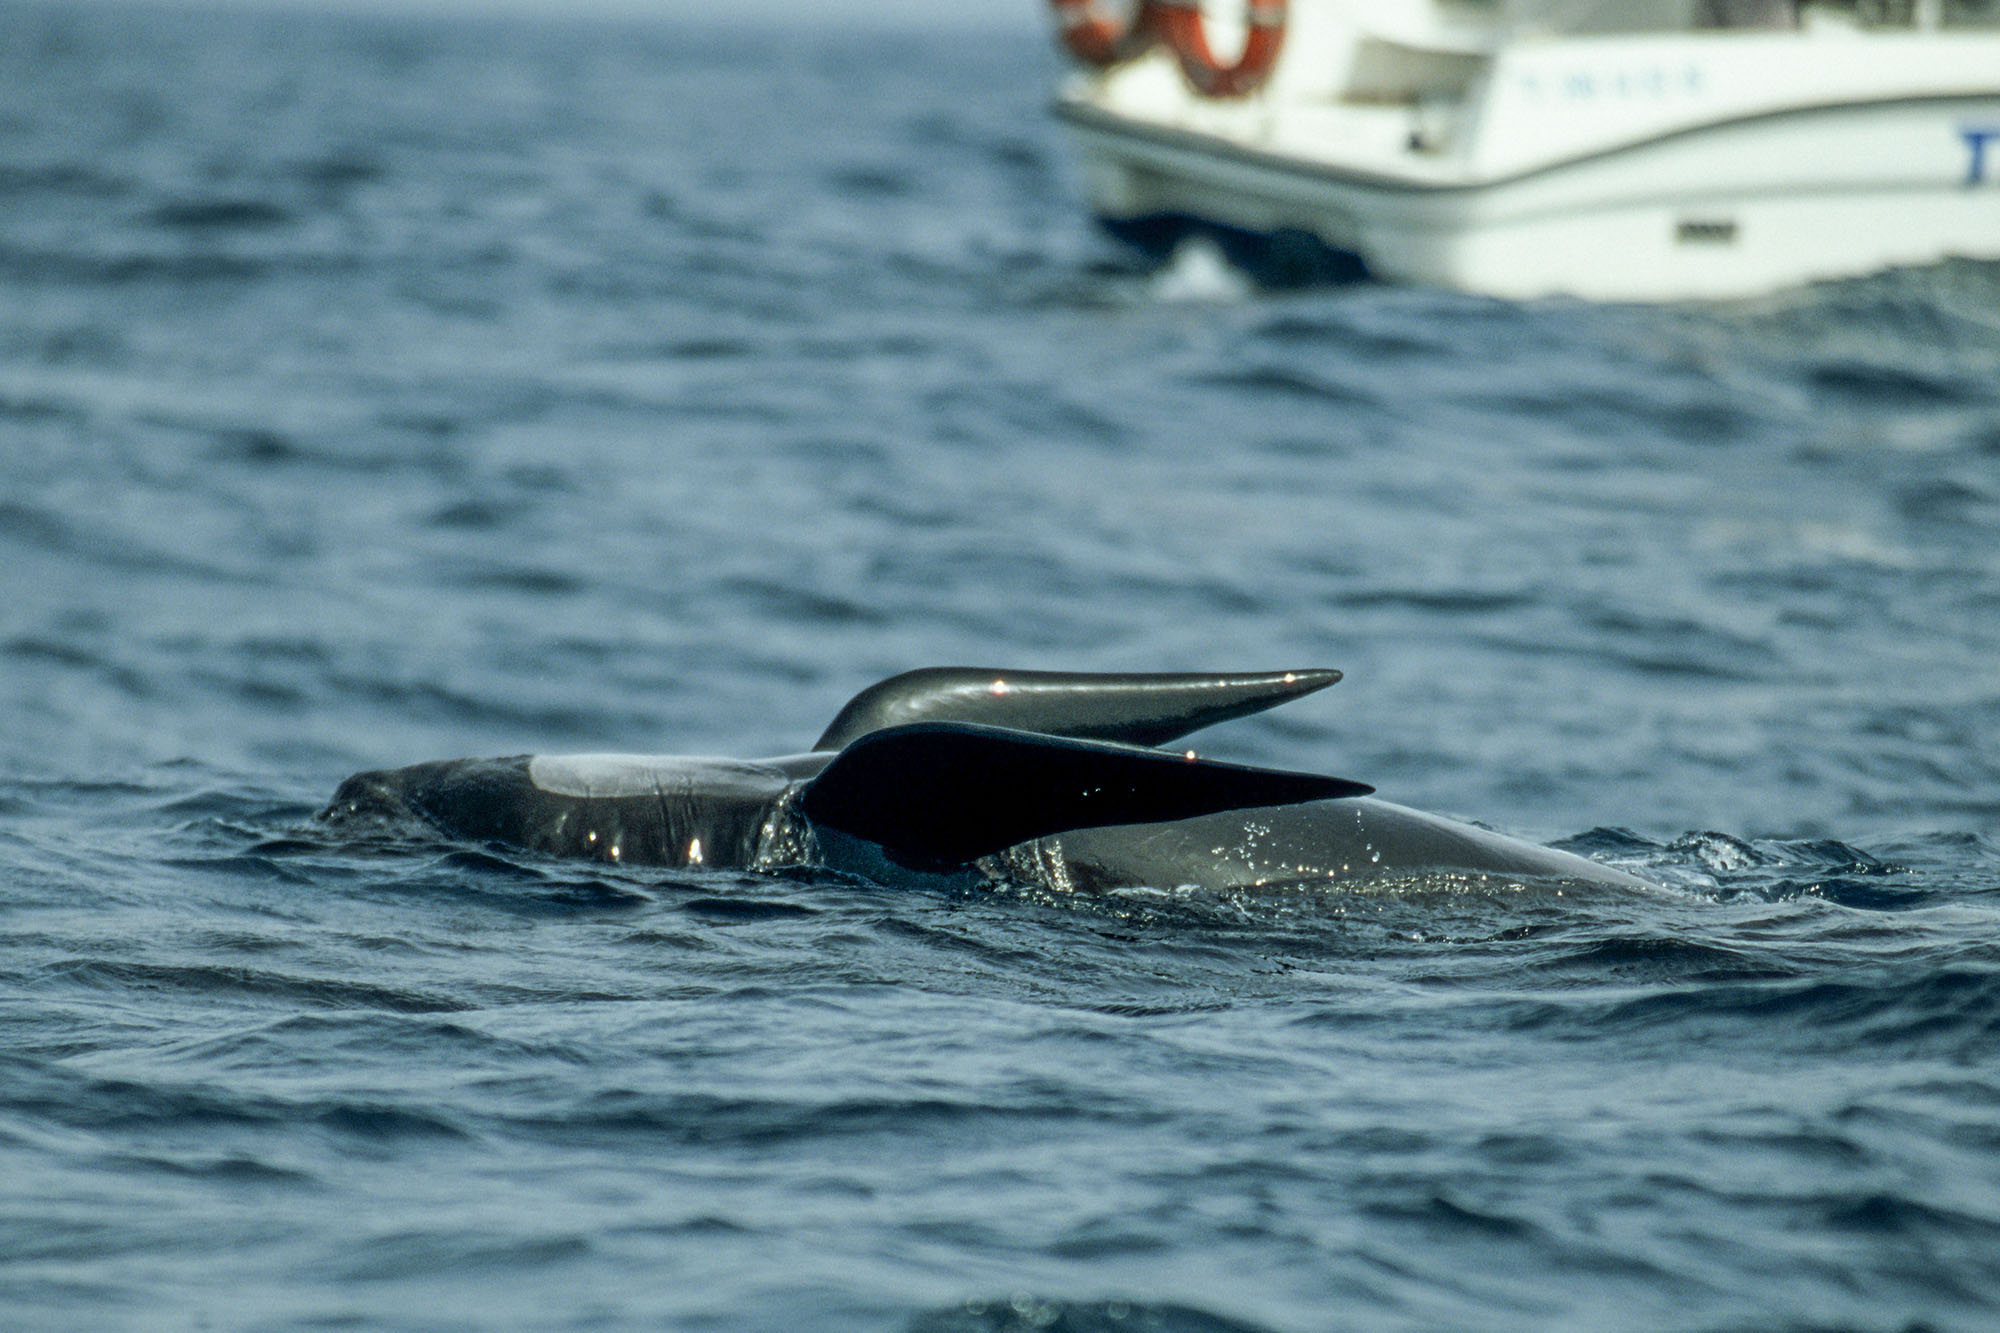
[5,0,1995,838]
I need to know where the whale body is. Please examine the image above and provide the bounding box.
[318,668,1649,893]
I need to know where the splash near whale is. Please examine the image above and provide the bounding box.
[319,668,1648,892]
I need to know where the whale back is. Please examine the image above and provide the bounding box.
[812,667,1340,751]
[321,754,795,868]
[992,797,1653,893]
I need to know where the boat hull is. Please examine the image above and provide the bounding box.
[1061,94,2000,301]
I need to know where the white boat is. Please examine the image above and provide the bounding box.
[1049,0,2000,300]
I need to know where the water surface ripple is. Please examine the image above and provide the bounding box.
[3,3,1999,1329]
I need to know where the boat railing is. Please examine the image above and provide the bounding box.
[1325,0,2000,109]
[1383,0,2000,37]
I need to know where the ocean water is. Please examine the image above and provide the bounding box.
[4,2,2000,1328]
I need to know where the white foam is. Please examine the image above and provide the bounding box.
[1150,236,1252,304]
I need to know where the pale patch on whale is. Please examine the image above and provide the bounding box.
[527,754,787,800]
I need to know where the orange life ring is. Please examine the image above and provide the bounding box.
[1152,0,1288,97]
[1049,0,1159,68]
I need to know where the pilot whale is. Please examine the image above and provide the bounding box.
[318,667,1650,892]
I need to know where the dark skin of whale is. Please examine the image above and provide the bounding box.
[319,668,1651,893]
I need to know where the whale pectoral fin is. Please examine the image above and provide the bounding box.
[811,667,1343,750]
[797,722,1372,871]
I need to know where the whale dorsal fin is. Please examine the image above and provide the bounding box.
[798,722,1371,870]
[812,668,1341,751]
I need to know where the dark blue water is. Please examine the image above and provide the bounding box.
[5,2,2000,1328]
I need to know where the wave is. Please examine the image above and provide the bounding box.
[911,1298,1282,1333]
